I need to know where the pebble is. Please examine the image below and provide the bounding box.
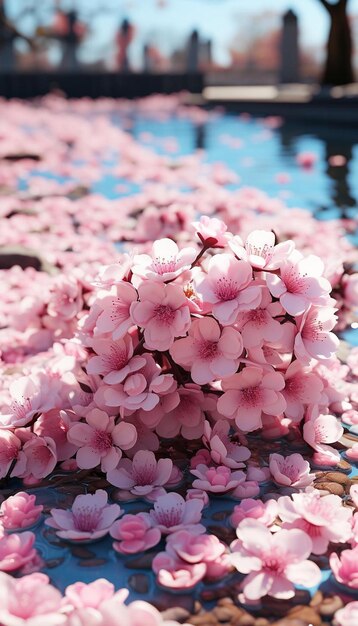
[188,613,218,625]
[287,605,322,626]
[271,618,307,626]
[161,607,191,623]
[78,558,107,567]
[207,525,236,543]
[309,591,323,607]
[212,511,230,521]
[125,552,155,569]
[318,595,343,617]
[70,545,95,559]
[128,573,149,594]
[323,472,350,485]
[314,482,345,496]
[337,459,352,473]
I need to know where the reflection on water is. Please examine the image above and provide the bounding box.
[131,112,358,224]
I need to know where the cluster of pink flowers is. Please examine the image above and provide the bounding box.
[0,573,191,625]
[0,95,357,623]
[0,219,350,489]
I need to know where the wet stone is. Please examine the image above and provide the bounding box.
[309,591,323,607]
[125,551,155,569]
[78,558,107,567]
[271,618,307,626]
[161,607,191,623]
[188,612,218,625]
[314,482,345,496]
[287,605,322,626]
[323,471,350,485]
[211,511,230,521]
[45,557,65,568]
[336,459,352,473]
[70,545,96,559]
[128,573,149,594]
[207,525,236,543]
[318,594,343,617]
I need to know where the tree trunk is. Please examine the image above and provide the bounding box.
[320,0,354,85]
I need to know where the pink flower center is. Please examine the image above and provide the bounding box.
[284,375,304,398]
[247,309,268,326]
[11,397,32,421]
[101,345,128,371]
[92,430,113,452]
[277,460,300,482]
[133,462,156,486]
[154,304,176,325]
[246,242,273,262]
[241,386,262,407]
[262,549,285,574]
[0,444,18,463]
[215,277,239,301]
[110,300,129,323]
[154,503,183,527]
[283,268,308,294]
[152,256,178,275]
[198,340,219,360]
[302,315,324,341]
[73,505,103,532]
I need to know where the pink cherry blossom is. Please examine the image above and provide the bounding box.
[45,489,122,541]
[230,498,278,528]
[86,336,140,385]
[132,238,196,284]
[193,216,230,248]
[94,282,138,340]
[235,287,283,348]
[170,317,243,384]
[266,250,331,316]
[0,572,65,626]
[142,493,204,535]
[330,546,358,589]
[231,520,321,600]
[0,492,43,530]
[191,464,246,494]
[229,230,294,270]
[195,254,261,325]
[282,361,323,422]
[46,275,82,321]
[106,449,173,495]
[64,578,119,610]
[186,489,209,508]
[0,374,58,428]
[350,485,358,509]
[202,419,251,469]
[155,384,205,439]
[303,409,343,459]
[110,513,161,554]
[67,408,137,472]
[130,282,191,351]
[294,306,339,363]
[19,436,58,480]
[0,531,37,571]
[166,530,227,573]
[0,430,25,478]
[334,602,358,626]
[269,453,315,488]
[152,551,207,590]
[218,366,286,432]
[278,491,353,554]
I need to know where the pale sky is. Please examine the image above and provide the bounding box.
[5,0,358,68]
